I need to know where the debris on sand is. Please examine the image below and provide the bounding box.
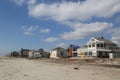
[74,67,79,70]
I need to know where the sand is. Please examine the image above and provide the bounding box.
[0,57,120,80]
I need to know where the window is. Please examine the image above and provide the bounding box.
[89,45,91,47]
[104,44,106,47]
[97,44,100,47]
[73,53,77,57]
[89,51,92,56]
[60,51,64,56]
[85,52,88,56]
[92,44,95,47]
[73,48,77,51]
[101,44,104,47]
[92,39,94,41]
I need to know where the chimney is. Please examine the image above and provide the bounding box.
[68,44,72,57]
[101,36,104,39]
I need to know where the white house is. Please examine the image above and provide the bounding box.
[50,47,68,59]
[77,37,119,58]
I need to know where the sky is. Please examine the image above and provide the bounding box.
[0,0,120,55]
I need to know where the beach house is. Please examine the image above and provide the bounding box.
[50,47,68,58]
[33,48,50,58]
[68,44,80,57]
[77,37,120,58]
[20,48,31,58]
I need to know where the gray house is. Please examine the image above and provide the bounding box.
[50,47,68,59]
[20,48,30,58]
[34,48,50,58]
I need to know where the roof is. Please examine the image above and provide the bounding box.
[21,48,30,51]
[71,45,80,48]
[94,37,117,45]
[52,47,65,50]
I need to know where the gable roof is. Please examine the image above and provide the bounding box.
[21,48,30,51]
[94,37,117,45]
[52,47,65,50]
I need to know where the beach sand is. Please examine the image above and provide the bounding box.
[0,57,120,80]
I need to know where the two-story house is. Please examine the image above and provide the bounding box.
[50,47,68,59]
[77,37,118,58]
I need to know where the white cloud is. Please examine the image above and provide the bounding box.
[12,0,25,6]
[12,0,120,42]
[108,28,120,46]
[61,22,113,40]
[28,0,36,5]
[27,0,120,41]
[115,16,120,23]
[43,37,59,42]
[56,43,66,48]
[28,0,120,22]
[12,0,36,6]
[40,28,50,33]
[22,25,38,36]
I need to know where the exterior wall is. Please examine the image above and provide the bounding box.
[34,52,42,58]
[91,50,97,57]
[77,48,87,57]
[28,51,34,59]
[50,49,68,59]
[21,50,30,58]
[62,50,69,58]
[87,38,99,57]
[68,44,79,57]
[76,37,120,58]
[50,50,58,58]
[109,53,120,58]
[72,51,78,57]
[58,49,68,58]
[77,48,97,57]
[86,37,113,57]
[78,37,118,58]
[11,51,19,57]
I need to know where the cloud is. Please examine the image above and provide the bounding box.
[12,0,25,6]
[40,28,50,33]
[61,22,113,40]
[43,37,59,42]
[27,0,120,41]
[11,0,36,6]
[22,25,38,36]
[28,0,120,22]
[12,0,120,42]
[56,43,66,48]
[115,16,120,23]
[108,27,120,46]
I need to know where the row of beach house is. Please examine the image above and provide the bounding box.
[11,37,120,59]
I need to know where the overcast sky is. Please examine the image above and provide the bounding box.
[0,0,120,55]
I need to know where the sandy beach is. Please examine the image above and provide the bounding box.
[0,57,120,80]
